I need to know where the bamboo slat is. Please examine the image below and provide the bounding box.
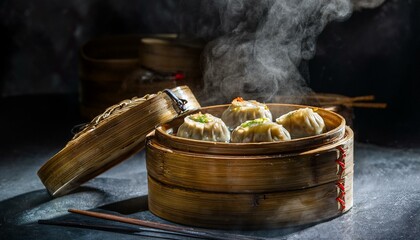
[37,86,200,197]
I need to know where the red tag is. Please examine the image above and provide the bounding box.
[174,72,185,81]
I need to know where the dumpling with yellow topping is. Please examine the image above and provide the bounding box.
[231,118,291,143]
[177,112,231,142]
[275,108,325,139]
[221,97,273,130]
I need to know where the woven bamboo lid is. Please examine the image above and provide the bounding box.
[37,86,200,197]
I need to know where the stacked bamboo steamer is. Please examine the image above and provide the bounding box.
[146,104,353,229]
[38,83,354,228]
[79,35,203,119]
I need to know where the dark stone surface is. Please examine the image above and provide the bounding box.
[1,94,419,239]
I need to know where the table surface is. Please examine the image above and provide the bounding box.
[1,95,419,240]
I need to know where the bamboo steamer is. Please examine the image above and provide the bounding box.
[146,104,353,229]
[79,35,204,119]
[38,86,200,197]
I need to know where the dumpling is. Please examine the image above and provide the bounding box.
[177,112,231,142]
[275,108,326,139]
[231,118,291,143]
[221,97,272,130]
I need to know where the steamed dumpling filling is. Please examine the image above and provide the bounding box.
[276,108,325,139]
[177,112,231,142]
[231,118,291,143]
[221,97,273,130]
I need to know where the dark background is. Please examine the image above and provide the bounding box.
[310,0,420,146]
[1,0,419,147]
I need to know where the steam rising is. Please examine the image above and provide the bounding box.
[189,0,352,104]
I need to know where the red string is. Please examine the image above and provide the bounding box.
[335,146,347,211]
[336,197,346,211]
[335,146,347,177]
[336,181,345,192]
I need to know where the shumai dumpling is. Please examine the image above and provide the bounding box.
[177,112,231,142]
[231,118,291,143]
[275,108,325,139]
[221,97,272,130]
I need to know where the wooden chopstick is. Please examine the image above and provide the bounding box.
[68,209,267,240]
[294,94,375,102]
[321,101,387,108]
[343,102,387,108]
[324,95,386,109]
[348,95,375,102]
[278,94,386,109]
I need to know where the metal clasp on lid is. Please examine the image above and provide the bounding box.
[163,89,188,114]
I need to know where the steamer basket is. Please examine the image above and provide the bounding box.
[154,104,346,155]
[146,104,353,229]
[79,35,204,119]
[148,172,353,229]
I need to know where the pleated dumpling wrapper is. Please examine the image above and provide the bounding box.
[231,117,291,143]
[276,108,326,139]
[177,112,231,142]
[221,97,273,130]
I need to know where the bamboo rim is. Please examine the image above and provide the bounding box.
[147,127,353,193]
[140,38,204,58]
[154,104,346,155]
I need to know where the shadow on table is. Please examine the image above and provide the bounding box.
[0,189,326,239]
[99,195,149,214]
[0,190,179,240]
[0,186,114,225]
[96,196,326,239]
[0,189,52,224]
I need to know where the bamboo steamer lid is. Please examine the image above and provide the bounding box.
[38,86,200,197]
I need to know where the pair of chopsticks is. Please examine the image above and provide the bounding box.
[317,95,387,109]
[38,209,267,240]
